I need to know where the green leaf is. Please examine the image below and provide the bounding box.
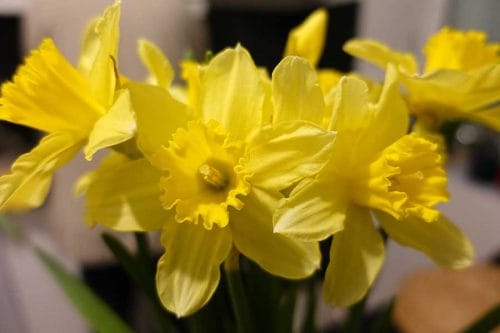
[36,248,133,333]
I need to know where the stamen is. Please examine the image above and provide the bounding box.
[199,163,229,190]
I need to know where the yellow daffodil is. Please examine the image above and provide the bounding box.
[274,66,473,306]
[344,27,500,131]
[0,1,135,212]
[81,46,336,316]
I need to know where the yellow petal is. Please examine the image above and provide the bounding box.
[330,66,409,164]
[245,120,335,190]
[317,68,343,96]
[200,45,263,141]
[82,153,168,231]
[328,76,369,132]
[138,38,174,89]
[376,212,473,268]
[403,65,500,130]
[258,68,274,125]
[126,81,189,157]
[157,221,232,317]
[88,1,120,108]
[77,17,100,77]
[180,60,202,111]
[343,38,418,74]
[231,187,320,279]
[362,64,409,156]
[84,89,136,160]
[274,178,346,241]
[0,39,103,134]
[284,8,328,66]
[0,132,82,211]
[272,56,325,125]
[323,205,385,306]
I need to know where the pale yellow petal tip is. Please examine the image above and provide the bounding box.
[449,240,475,270]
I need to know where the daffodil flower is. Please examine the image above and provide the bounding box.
[80,46,336,316]
[344,27,500,131]
[274,66,474,306]
[0,1,135,211]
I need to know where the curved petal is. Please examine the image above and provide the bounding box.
[284,8,328,66]
[231,187,320,279]
[272,56,325,125]
[376,212,473,268]
[83,153,168,231]
[0,39,103,134]
[157,221,232,317]
[328,75,368,132]
[84,89,136,160]
[126,81,189,158]
[343,38,418,74]
[403,64,500,130]
[138,38,174,89]
[323,205,385,306]
[200,45,264,141]
[77,17,100,77]
[274,178,346,241]
[0,132,82,211]
[245,121,335,190]
[88,1,120,108]
[330,66,409,164]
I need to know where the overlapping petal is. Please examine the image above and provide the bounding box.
[157,221,232,317]
[323,205,384,306]
[200,45,264,141]
[274,178,346,241]
[0,132,82,211]
[82,153,167,231]
[231,187,320,279]
[87,0,120,108]
[126,81,190,158]
[271,56,325,125]
[244,120,335,190]
[84,89,136,160]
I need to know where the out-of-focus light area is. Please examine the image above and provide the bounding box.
[0,0,498,332]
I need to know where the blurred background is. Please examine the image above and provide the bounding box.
[0,0,499,332]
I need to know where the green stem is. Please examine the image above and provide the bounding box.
[341,228,389,333]
[224,249,254,333]
[133,233,173,333]
[463,303,500,333]
[341,293,368,333]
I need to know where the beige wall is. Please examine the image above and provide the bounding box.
[25,0,207,80]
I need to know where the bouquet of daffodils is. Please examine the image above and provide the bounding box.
[1,2,499,332]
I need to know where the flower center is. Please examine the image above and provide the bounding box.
[198,161,230,191]
[156,120,250,229]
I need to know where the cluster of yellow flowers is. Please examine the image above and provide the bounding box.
[1,2,499,317]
